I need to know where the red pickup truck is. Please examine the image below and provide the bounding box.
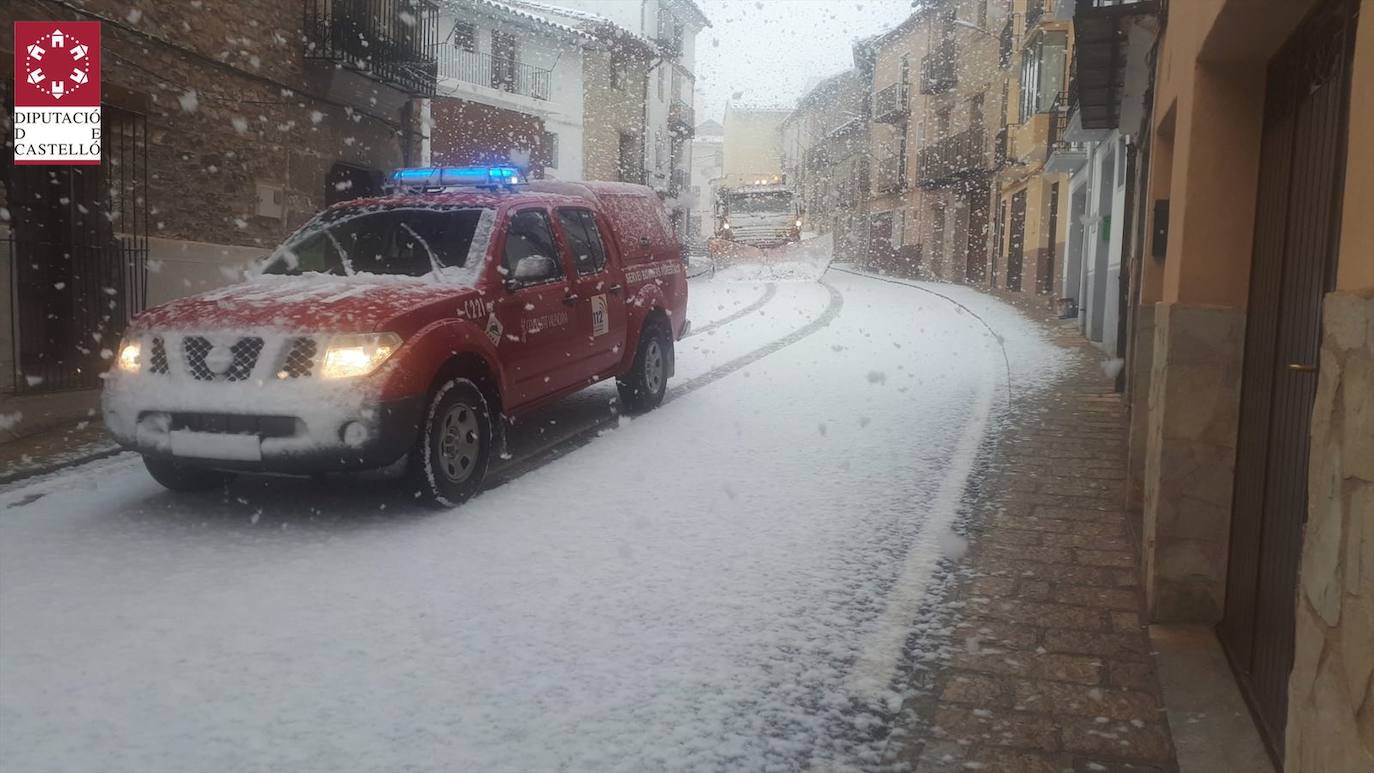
[102,167,689,506]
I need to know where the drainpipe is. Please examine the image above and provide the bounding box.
[1115,138,1139,392]
[420,98,432,166]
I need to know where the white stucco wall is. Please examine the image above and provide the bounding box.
[434,6,587,179]
[1070,131,1127,356]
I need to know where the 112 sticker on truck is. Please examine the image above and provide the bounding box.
[590,294,609,337]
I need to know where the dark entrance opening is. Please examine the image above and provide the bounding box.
[4,104,149,393]
[1007,189,1027,291]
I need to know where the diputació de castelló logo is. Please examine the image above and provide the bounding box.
[13,20,102,165]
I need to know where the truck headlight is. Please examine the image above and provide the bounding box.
[116,338,141,372]
[795,219,802,228]
[320,333,402,379]
[722,221,730,230]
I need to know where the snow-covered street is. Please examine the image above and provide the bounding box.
[0,257,1065,772]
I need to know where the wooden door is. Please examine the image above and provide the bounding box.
[1218,0,1359,757]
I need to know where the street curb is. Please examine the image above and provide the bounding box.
[0,446,126,487]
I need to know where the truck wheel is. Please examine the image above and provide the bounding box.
[618,322,671,413]
[143,456,235,492]
[406,377,492,507]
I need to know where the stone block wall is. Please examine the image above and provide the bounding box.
[1141,302,1246,622]
[1285,288,1374,772]
[1126,302,1156,512]
[5,1,415,251]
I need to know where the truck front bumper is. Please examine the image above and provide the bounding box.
[104,380,424,474]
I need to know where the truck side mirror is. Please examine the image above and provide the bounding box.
[507,255,559,289]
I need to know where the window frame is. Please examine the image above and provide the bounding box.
[500,207,566,287]
[453,22,476,53]
[556,207,610,277]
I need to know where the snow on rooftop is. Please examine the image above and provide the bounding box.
[503,0,657,48]
[464,0,594,40]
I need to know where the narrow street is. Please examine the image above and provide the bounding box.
[0,257,1067,771]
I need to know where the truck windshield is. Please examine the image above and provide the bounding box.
[263,206,494,279]
[727,192,793,214]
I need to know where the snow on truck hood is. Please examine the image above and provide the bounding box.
[133,274,474,333]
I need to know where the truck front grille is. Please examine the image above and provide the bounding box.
[183,336,264,382]
[279,338,318,379]
[148,337,169,375]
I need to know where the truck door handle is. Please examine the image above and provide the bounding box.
[607,284,623,294]
[562,293,580,305]
[1287,362,1317,373]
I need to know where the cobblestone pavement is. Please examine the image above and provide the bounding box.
[883,316,1179,773]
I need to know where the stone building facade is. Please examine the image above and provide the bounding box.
[780,69,868,258]
[2,0,433,405]
[990,0,1071,296]
[578,24,653,184]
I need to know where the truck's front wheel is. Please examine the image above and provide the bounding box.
[618,322,671,413]
[406,377,493,507]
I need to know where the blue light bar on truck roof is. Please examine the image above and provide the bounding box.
[387,165,525,191]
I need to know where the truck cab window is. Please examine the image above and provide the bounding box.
[558,208,609,275]
[503,209,563,283]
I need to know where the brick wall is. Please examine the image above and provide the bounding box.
[4,0,421,249]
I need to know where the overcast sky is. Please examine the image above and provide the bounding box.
[692,0,915,123]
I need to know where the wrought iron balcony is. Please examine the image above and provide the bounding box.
[1044,92,1088,172]
[436,48,551,100]
[872,82,909,124]
[920,48,957,94]
[303,0,438,96]
[1025,0,1046,30]
[999,14,1016,67]
[917,126,989,188]
[1072,0,1159,130]
[669,98,695,137]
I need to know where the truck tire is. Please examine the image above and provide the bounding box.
[143,456,235,492]
[617,321,671,413]
[406,377,493,507]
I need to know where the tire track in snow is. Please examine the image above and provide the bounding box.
[685,282,778,338]
[3,282,826,502]
[825,269,1003,707]
[488,281,843,489]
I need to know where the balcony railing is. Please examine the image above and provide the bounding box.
[303,0,438,96]
[917,126,989,188]
[1073,0,1159,129]
[872,152,905,194]
[658,35,683,59]
[436,47,551,100]
[1026,0,1045,30]
[920,48,957,94]
[1045,92,1087,170]
[872,82,909,124]
[669,98,695,137]
[994,126,1008,166]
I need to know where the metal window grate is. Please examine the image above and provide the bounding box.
[6,106,149,393]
